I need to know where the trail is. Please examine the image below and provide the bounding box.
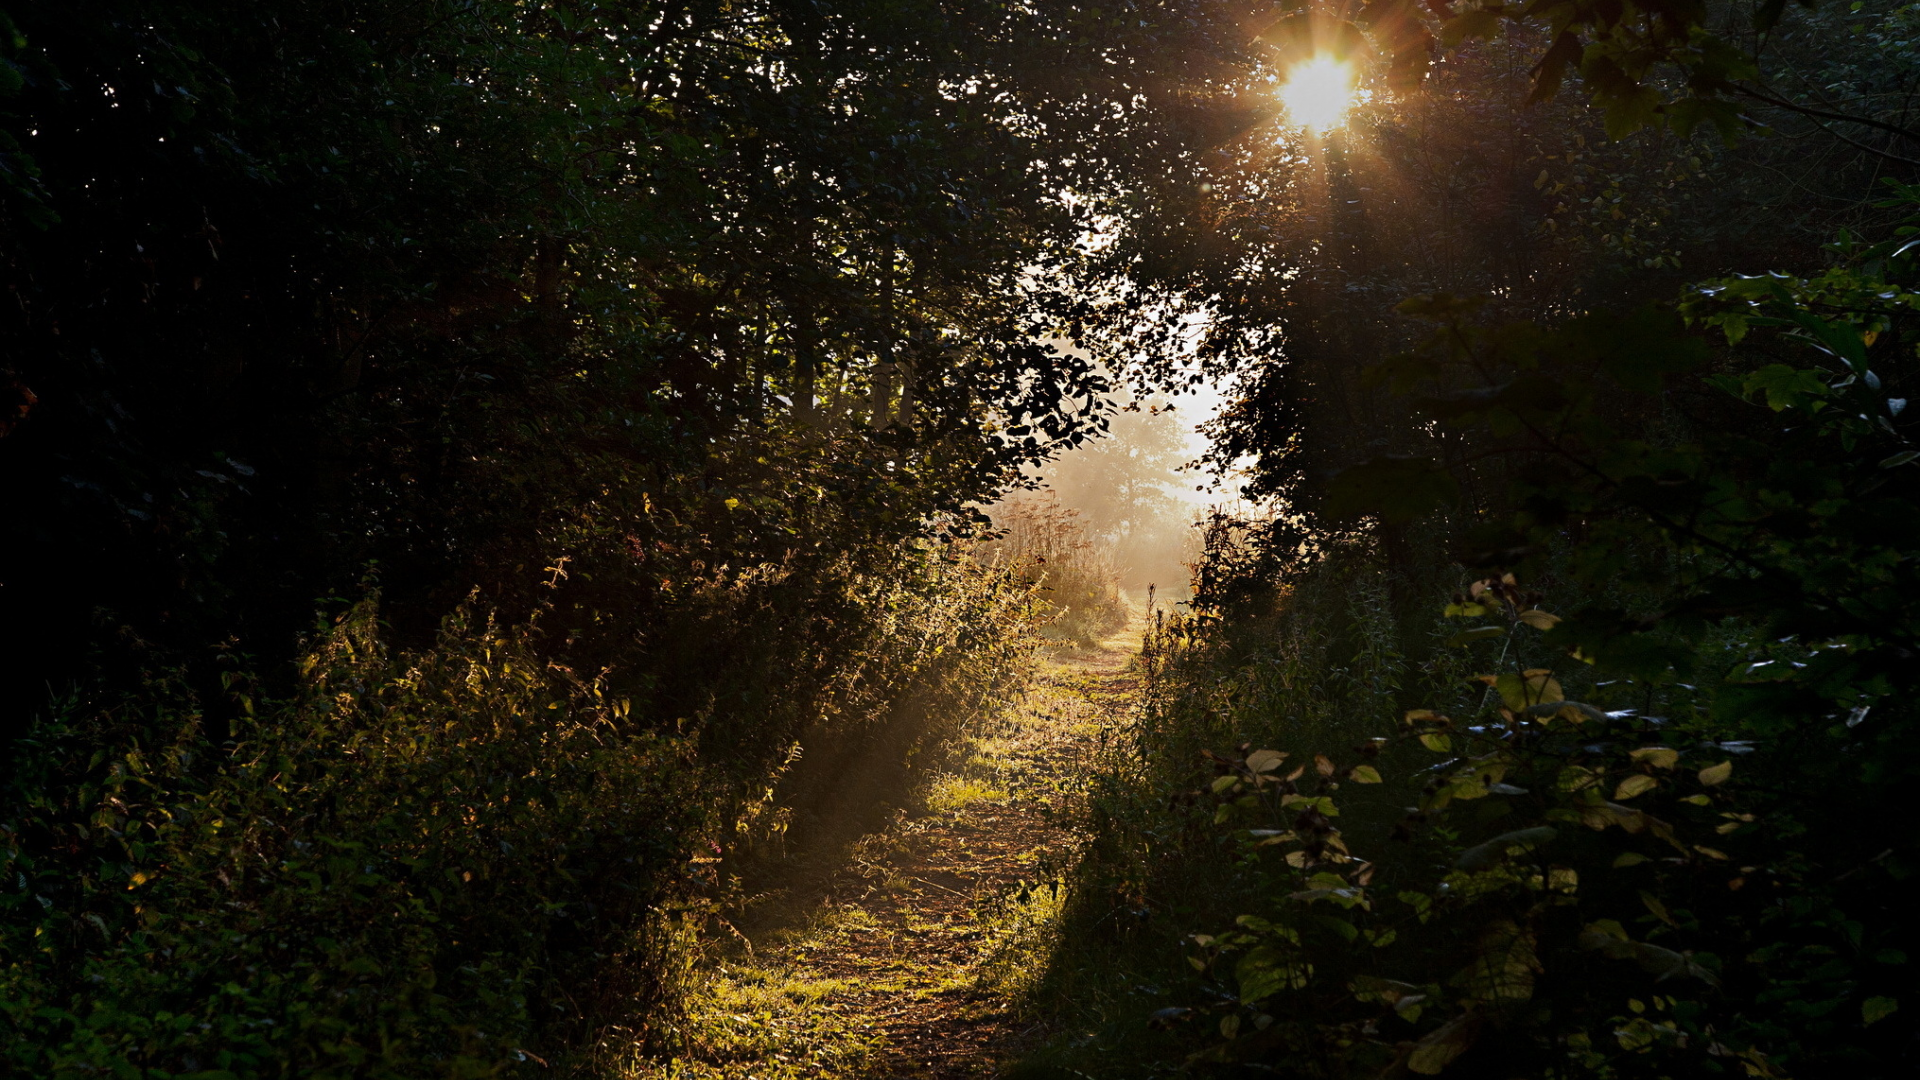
[629,621,1143,1080]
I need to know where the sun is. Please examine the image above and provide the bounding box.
[1278,56,1358,133]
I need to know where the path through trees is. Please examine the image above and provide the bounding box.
[625,620,1144,1079]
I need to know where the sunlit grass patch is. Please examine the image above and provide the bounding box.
[926,773,1009,811]
[619,962,887,1080]
[974,879,1072,1003]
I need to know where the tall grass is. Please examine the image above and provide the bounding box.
[981,492,1130,647]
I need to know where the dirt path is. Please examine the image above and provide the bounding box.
[626,623,1142,1080]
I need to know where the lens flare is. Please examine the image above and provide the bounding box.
[1279,56,1357,133]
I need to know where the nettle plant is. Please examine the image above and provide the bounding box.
[1177,576,1803,1079]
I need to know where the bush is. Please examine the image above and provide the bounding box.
[1024,533,1916,1079]
[1,547,1034,1078]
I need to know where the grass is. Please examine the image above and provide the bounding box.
[613,611,1148,1079]
[925,774,1011,812]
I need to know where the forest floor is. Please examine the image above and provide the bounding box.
[623,616,1144,1080]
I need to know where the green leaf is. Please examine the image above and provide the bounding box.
[1740,364,1829,412]
[1495,670,1564,711]
[1349,764,1383,783]
[1527,32,1582,104]
[1419,733,1452,753]
[1440,9,1499,47]
[1444,626,1506,647]
[1698,760,1733,786]
[1863,996,1899,1025]
[1236,945,1310,1002]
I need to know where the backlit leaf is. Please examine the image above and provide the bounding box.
[1630,747,1680,770]
[1406,1013,1481,1074]
[1245,749,1288,774]
[1614,774,1658,800]
[1516,608,1561,630]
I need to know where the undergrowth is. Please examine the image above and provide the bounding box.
[1,547,1033,1078]
[1018,540,1915,1078]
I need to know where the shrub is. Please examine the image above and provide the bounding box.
[1,546,1034,1078]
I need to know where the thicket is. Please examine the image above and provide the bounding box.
[1015,2,1920,1078]
[2,552,1039,1077]
[0,0,1249,1073]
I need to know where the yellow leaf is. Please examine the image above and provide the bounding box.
[1419,733,1453,753]
[1245,749,1288,774]
[1698,760,1733,786]
[1614,774,1659,800]
[1612,852,1649,868]
[1640,889,1676,926]
[1349,764,1383,784]
[1516,608,1561,630]
[1694,845,1730,860]
[1630,747,1680,770]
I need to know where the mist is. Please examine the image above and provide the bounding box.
[1034,394,1214,602]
